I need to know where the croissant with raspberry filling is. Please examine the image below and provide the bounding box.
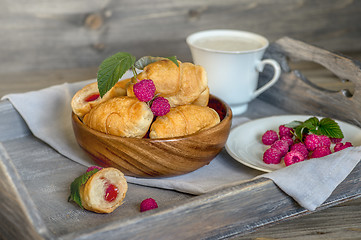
[71,79,130,118]
[79,168,128,213]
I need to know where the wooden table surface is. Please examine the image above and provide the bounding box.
[1,56,361,239]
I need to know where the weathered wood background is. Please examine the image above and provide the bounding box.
[1,0,361,75]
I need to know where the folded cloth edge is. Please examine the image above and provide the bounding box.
[260,146,361,211]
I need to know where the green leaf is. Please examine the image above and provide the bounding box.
[134,55,179,70]
[166,56,179,67]
[97,52,136,97]
[284,120,303,129]
[286,116,344,141]
[304,117,319,128]
[318,118,344,138]
[294,125,307,141]
[68,169,99,208]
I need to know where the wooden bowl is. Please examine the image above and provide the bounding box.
[72,95,232,178]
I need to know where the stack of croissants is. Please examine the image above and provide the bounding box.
[71,59,221,139]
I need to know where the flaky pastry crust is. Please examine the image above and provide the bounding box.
[83,96,153,138]
[71,79,130,118]
[149,104,220,139]
[79,168,128,214]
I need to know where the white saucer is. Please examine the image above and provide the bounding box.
[225,115,361,172]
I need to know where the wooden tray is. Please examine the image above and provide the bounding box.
[1,38,361,240]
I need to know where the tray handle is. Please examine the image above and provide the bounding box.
[259,37,361,127]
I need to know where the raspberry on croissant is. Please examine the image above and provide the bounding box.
[79,167,128,214]
[83,96,153,138]
[149,104,220,139]
[71,79,130,118]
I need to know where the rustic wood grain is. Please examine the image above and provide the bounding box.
[1,93,360,239]
[1,0,361,74]
[0,143,49,240]
[72,95,232,177]
[259,37,361,127]
[1,40,361,239]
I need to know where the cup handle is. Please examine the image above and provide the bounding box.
[252,59,281,98]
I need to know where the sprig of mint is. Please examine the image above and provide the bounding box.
[97,53,179,97]
[68,169,100,208]
[284,116,344,141]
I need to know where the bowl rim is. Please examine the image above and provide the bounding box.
[72,94,233,142]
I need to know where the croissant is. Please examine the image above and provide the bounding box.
[79,168,128,213]
[130,60,208,107]
[149,104,220,139]
[83,96,153,138]
[71,78,130,118]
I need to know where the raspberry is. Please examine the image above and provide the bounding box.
[151,97,170,116]
[140,198,158,212]
[86,166,103,172]
[334,142,353,152]
[330,138,343,144]
[263,147,282,164]
[133,79,156,102]
[262,130,278,145]
[284,150,305,166]
[271,140,289,157]
[280,135,294,147]
[304,134,322,151]
[319,135,331,148]
[310,146,332,158]
[279,125,293,138]
[290,142,309,159]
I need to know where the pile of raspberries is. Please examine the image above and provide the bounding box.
[262,125,353,166]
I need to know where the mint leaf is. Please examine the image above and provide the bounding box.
[97,52,136,97]
[303,117,319,129]
[318,118,344,138]
[294,125,307,141]
[166,56,179,67]
[135,56,179,70]
[303,117,320,135]
[68,169,99,208]
[286,116,344,141]
[284,120,303,128]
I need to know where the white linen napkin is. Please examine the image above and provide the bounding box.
[2,78,360,211]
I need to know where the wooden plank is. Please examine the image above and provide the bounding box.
[0,96,360,240]
[60,164,361,240]
[1,38,361,239]
[259,37,361,128]
[1,0,361,74]
[0,143,49,240]
[234,198,361,239]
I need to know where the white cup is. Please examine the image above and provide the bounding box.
[186,29,281,115]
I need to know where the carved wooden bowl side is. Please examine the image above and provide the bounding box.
[72,95,232,178]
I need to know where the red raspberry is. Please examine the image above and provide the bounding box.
[133,79,156,102]
[330,138,343,144]
[290,142,309,159]
[280,135,294,147]
[284,150,305,166]
[279,125,293,138]
[304,134,322,151]
[262,130,279,145]
[263,147,282,164]
[334,142,353,152]
[319,135,331,148]
[151,97,170,116]
[140,198,158,212]
[310,146,332,158]
[271,140,289,157]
